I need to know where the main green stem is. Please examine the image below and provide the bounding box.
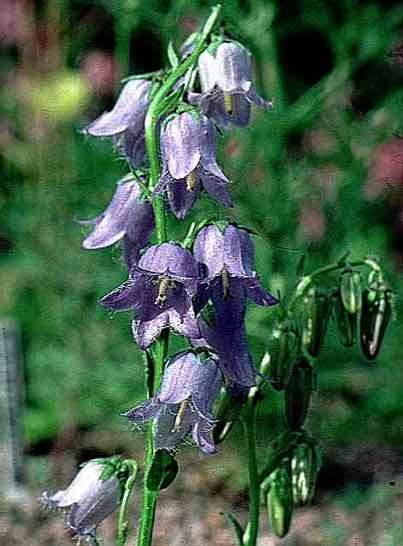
[243,401,260,546]
[137,6,222,546]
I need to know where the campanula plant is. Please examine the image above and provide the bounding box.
[42,5,393,546]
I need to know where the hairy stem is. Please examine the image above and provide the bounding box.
[117,460,138,546]
[242,400,260,546]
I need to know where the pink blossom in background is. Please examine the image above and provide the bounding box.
[81,50,118,96]
[0,0,26,46]
[298,202,326,242]
[364,138,403,200]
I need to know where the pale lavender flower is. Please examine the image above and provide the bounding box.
[41,460,120,545]
[125,351,223,454]
[81,174,154,268]
[154,111,233,219]
[100,243,200,349]
[190,41,272,128]
[83,79,151,167]
[193,224,278,315]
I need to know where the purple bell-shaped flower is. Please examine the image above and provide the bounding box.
[83,79,151,167]
[100,243,201,349]
[193,224,278,314]
[125,351,223,454]
[41,460,120,545]
[81,174,155,268]
[154,111,233,219]
[190,41,272,128]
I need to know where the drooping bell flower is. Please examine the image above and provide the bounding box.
[125,351,223,454]
[153,111,233,219]
[193,224,278,315]
[81,174,154,268]
[100,243,200,349]
[189,41,272,128]
[83,79,151,167]
[41,460,121,545]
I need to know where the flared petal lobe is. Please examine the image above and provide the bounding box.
[84,79,151,136]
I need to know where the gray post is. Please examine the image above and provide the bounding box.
[0,318,28,502]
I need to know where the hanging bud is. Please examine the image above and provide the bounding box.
[266,461,294,538]
[331,291,357,347]
[284,358,315,430]
[267,321,299,391]
[340,269,362,315]
[360,286,392,360]
[291,441,321,506]
[301,288,331,357]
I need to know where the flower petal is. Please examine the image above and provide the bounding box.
[169,307,201,339]
[124,399,161,424]
[215,42,252,93]
[167,178,201,220]
[158,351,201,404]
[192,419,217,454]
[244,278,278,306]
[198,49,217,92]
[193,225,225,280]
[99,277,144,311]
[139,243,199,282]
[154,404,194,451]
[84,79,151,136]
[161,112,201,180]
[245,83,273,109]
[223,225,255,277]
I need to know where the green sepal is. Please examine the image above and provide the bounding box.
[291,441,321,505]
[340,268,363,315]
[167,40,179,68]
[266,461,294,538]
[360,287,392,360]
[145,449,179,491]
[332,291,357,347]
[267,320,299,391]
[284,358,315,430]
[300,287,331,357]
[220,512,244,546]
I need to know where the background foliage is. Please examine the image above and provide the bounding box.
[1,0,403,501]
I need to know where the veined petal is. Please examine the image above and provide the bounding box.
[82,178,141,250]
[124,399,161,424]
[245,84,273,109]
[198,49,217,92]
[193,225,225,280]
[169,307,201,339]
[223,225,255,277]
[200,171,233,208]
[154,404,194,451]
[161,112,201,180]
[192,419,217,454]
[99,277,144,311]
[84,79,151,136]
[244,277,278,306]
[139,243,198,281]
[215,42,252,93]
[158,352,201,404]
[132,313,169,350]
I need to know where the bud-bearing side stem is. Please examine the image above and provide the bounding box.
[242,400,260,546]
[138,6,222,546]
[117,460,138,546]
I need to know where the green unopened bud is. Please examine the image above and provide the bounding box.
[284,358,315,430]
[301,288,331,357]
[291,441,321,506]
[267,321,299,391]
[332,291,357,347]
[340,269,362,315]
[360,286,392,360]
[266,462,294,538]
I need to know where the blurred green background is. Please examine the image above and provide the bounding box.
[1,0,403,542]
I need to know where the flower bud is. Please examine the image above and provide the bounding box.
[340,268,362,315]
[301,288,331,357]
[266,461,294,538]
[360,286,392,360]
[41,458,123,543]
[331,291,357,347]
[267,321,299,390]
[290,441,321,506]
[284,358,315,430]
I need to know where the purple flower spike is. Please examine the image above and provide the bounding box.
[125,352,223,454]
[194,224,278,314]
[154,112,233,219]
[190,41,272,128]
[41,460,120,545]
[81,175,154,268]
[100,243,201,349]
[83,79,151,167]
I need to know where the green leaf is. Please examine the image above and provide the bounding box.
[220,511,244,546]
[167,40,179,68]
[145,449,179,491]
